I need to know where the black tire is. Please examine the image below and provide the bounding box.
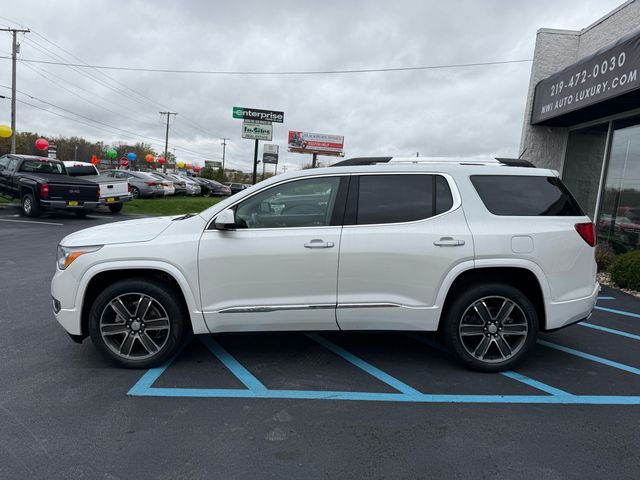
[75,210,88,218]
[202,189,212,198]
[131,187,140,199]
[443,283,538,372]
[89,278,187,368]
[108,203,123,213]
[21,193,41,217]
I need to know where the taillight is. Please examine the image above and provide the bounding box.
[40,183,49,198]
[163,181,169,187]
[128,182,132,193]
[96,186,100,199]
[575,222,596,247]
[145,181,156,186]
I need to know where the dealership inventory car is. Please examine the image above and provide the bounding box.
[190,177,231,197]
[63,161,132,213]
[170,173,201,196]
[51,157,598,371]
[102,170,164,199]
[223,182,249,195]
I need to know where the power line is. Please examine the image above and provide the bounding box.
[0,55,533,75]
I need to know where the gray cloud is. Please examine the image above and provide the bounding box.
[0,0,624,171]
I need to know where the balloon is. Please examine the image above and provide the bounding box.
[35,138,49,150]
[91,154,98,165]
[107,148,117,159]
[177,162,185,169]
[193,166,200,173]
[185,163,192,170]
[145,154,154,163]
[127,152,137,162]
[0,125,12,138]
[119,157,129,168]
[157,156,166,165]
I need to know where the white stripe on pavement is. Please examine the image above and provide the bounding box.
[0,218,64,226]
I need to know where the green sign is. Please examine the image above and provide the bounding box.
[232,106,284,123]
[232,106,245,119]
[205,160,222,169]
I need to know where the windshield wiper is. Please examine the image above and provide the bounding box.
[173,213,198,221]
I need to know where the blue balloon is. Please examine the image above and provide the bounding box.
[127,152,137,161]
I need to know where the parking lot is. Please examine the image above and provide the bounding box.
[1,208,639,479]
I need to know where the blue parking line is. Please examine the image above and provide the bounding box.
[594,306,640,319]
[129,387,640,404]
[406,333,569,396]
[580,322,640,341]
[307,334,423,395]
[538,339,640,376]
[199,336,268,391]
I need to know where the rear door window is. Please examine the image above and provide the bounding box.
[356,174,454,225]
[470,175,584,216]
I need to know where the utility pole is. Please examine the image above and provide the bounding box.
[1,27,30,153]
[220,138,228,175]
[159,111,177,173]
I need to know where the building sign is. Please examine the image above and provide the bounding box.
[532,30,640,125]
[263,144,279,164]
[288,131,344,155]
[233,106,284,123]
[242,121,273,141]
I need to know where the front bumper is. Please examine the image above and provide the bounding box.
[544,282,600,330]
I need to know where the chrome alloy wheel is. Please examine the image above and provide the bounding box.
[23,197,32,214]
[99,293,171,360]
[458,296,529,364]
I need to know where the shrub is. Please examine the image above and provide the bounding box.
[595,243,616,272]
[610,250,640,291]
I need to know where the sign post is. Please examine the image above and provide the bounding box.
[233,106,284,185]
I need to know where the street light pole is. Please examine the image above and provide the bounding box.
[159,111,177,173]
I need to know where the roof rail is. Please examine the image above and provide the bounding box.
[332,157,392,166]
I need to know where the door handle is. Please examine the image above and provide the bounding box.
[433,237,465,247]
[304,239,335,249]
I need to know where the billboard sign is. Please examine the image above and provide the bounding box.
[205,160,222,169]
[263,144,279,164]
[288,131,344,155]
[242,121,273,141]
[233,106,284,123]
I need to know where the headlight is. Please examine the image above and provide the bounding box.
[56,245,103,270]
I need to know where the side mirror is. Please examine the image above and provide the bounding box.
[214,208,236,230]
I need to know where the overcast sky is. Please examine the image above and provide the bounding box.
[0,0,626,171]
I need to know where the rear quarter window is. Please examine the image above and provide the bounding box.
[470,175,584,216]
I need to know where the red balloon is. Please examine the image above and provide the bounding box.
[145,154,154,163]
[91,154,99,166]
[119,157,129,168]
[157,156,166,165]
[193,166,200,173]
[35,138,49,150]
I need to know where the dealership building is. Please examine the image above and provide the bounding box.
[520,0,640,253]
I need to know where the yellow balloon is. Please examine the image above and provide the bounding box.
[178,162,185,168]
[0,124,12,138]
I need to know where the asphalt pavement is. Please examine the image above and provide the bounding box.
[1,207,639,479]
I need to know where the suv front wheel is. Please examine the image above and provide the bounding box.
[88,278,187,368]
[443,283,538,372]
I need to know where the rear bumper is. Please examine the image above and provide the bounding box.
[41,200,100,211]
[544,282,600,330]
[99,194,132,205]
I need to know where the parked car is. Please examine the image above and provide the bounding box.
[224,182,249,195]
[102,170,164,199]
[141,172,175,196]
[191,177,231,197]
[170,174,201,196]
[0,154,99,218]
[151,172,185,196]
[63,161,132,214]
[51,157,598,371]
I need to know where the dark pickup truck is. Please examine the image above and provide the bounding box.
[0,154,100,218]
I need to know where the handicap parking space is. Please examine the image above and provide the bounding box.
[129,290,640,405]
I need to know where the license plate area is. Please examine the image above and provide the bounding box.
[106,197,115,203]
[67,201,79,207]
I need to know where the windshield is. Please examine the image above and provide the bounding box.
[19,159,66,174]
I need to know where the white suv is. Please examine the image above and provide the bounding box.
[51,157,599,372]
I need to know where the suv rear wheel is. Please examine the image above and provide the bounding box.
[21,193,41,217]
[88,278,187,368]
[443,283,538,372]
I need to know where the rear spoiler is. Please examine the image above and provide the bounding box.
[494,158,536,168]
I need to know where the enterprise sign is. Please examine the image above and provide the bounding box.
[233,106,284,123]
[531,30,640,125]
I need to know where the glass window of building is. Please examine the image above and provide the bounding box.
[597,117,640,254]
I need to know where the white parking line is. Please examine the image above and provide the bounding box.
[0,218,64,226]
